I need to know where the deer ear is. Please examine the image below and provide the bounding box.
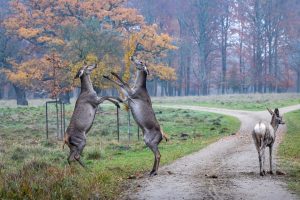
[267,108,274,115]
[87,64,97,70]
[274,108,279,116]
[74,69,84,79]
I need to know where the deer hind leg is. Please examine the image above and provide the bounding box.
[75,138,86,167]
[67,135,86,168]
[145,132,163,176]
[258,150,263,176]
[148,144,161,177]
[253,133,263,175]
[259,147,266,176]
[269,145,273,174]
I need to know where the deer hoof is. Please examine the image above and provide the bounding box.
[260,172,264,176]
[149,171,157,177]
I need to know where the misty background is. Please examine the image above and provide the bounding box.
[0,0,300,105]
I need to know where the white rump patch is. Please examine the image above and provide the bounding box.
[254,122,266,134]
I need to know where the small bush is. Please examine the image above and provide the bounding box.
[86,149,102,160]
[11,147,28,162]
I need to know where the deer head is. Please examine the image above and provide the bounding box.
[267,108,285,126]
[130,56,149,75]
[74,64,97,79]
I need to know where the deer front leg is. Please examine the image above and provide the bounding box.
[103,75,133,98]
[103,75,123,87]
[97,96,122,108]
[110,72,129,86]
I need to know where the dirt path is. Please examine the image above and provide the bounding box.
[121,104,300,200]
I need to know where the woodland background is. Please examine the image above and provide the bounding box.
[0,0,300,105]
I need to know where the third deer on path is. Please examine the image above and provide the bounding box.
[104,56,167,176]
[252,108,285,176]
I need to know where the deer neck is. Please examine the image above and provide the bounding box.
[270,115,279,132]
[80,74,94,93]
[134,70,147,89]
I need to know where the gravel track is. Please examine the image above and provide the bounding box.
[121,104,300,200]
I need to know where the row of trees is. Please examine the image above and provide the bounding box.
[0,0,300,105]
[132,0,300,95]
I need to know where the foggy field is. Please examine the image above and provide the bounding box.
[0,104,239,199]
[1,93,300,110]
[153,93,300,110]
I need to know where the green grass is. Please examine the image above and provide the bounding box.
[279,110,300,195]
[0,104,240,199]
[152,93,300,111]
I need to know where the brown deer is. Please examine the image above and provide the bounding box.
[103,56,167,176]
[63,64,121,167]
[252,108,285,176]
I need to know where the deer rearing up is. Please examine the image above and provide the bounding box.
[63,64,121,167]
[252,108,285,176]
[103,56,167,176]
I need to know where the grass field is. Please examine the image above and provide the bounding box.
[279,110,300,195]
[152,93,300,111]
[0,104,240,199]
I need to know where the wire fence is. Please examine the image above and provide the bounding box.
[45,101,141,142]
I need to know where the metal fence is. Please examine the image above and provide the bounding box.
[45,102,141,142]
[45,100,65,140]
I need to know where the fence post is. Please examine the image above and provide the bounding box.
[46,102,48,139]
[117,106,120,142]
[63,103,66,133]
[55,100,59,138]
[60,101,63,140]
[128,110,131,142]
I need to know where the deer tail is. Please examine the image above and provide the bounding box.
[160,127,169,142]
[123,103,130,111]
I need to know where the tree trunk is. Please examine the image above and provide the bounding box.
[0,86,2,99]
[154,78,158,96]
[274,34,279,92]
[239,23,245,94]
[221,4,229,94]
[254,0,264,93]
[297,71,300,93]
[264,40,267,93]
[13,84,28,105]
[160,80,164,96]
[185,56,191,96]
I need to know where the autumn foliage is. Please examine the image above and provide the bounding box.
[2,0,176,98]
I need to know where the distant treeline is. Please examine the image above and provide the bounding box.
[0,0,300,105]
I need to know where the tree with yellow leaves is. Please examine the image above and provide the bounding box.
[3,0,176,104]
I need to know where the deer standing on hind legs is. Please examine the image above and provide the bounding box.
[252,108,285,176]
[103,56,168,176]
[63,64,121,167]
